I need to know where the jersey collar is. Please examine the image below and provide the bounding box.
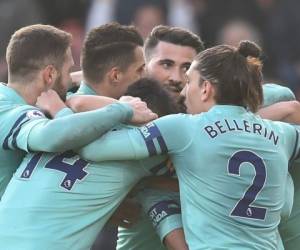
[76,81,98,96]
[209,105,248,115]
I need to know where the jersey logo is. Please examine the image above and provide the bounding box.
[148,200,181,227]
[26,110,45,119]
[139,123,168,156]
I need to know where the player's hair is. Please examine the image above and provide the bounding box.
[81,22,143,84]
[6,24,72,82]
[194,40,263,112]
[144,25,204,61]
[125,77,184,117]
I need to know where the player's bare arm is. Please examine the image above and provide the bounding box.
[258,100,300,124]
[67,94,158,125]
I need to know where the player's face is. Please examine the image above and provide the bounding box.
[117,46,145,98]
[181,61,207,114]
[146,41,197,94]
[52,48,74,100]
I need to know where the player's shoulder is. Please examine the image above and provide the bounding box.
[263,83,295,106]
[263,118,298,145]
[156,113,196,124]
[0,101,45,121]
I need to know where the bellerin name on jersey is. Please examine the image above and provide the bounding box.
[204,119,279,145]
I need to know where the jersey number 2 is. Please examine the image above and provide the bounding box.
[20,151,88,190]
[227,150,267,220]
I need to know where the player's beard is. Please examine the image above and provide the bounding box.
[177,95,187,113]
[51,73,67,102]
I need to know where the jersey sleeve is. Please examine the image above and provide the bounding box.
[11,103,133,153]
[263,83,295,107]
[136,189,182,242]
[289,125,300,164]
[54,107,74,118]
[78,113,193,162]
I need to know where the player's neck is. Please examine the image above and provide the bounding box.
[7,81,40,105]
[87,81,116,98]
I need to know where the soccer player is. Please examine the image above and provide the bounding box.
[0,24,155,197]
[0,78,180,250]
[144,25,204,94]
[73,22,145,99]
[68,24,203,250]
[257,88,300,250]
[69,24,204,250]
[118,25,204,250]
[77,41,300,249]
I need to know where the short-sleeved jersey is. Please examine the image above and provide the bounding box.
[0,145,167,250]
[0,83,48,197]
[88,105,300,249]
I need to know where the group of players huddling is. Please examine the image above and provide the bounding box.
[0,22,299,250]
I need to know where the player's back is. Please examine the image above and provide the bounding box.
[172,106,298,249]
[0,149,166,250]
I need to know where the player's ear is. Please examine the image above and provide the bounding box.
[42,65,58,89]
[200,80,215,102]
[108,67,122,86]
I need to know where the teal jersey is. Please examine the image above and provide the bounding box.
[117,212,166,250]
[262,83,296,219]
[75,82,182,249]
[117,189,182,250]
[0,145,167,250]
[262,83,295,107]
[137,189,182,241]
[0,83,49,197]
[263,83,300,250]
[71,81,96,96]
[0,83,133,197]
[80,105,300,249]
[279,159,300,250]
[118,83,296,250]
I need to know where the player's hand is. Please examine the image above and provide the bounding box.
[120,96,158,124]
[108,198,141,228]
[36,90,67,118]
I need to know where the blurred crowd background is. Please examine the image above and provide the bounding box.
[1,0,300,98]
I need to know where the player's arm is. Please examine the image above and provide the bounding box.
[66,95,118,113]
[10,92,155,153]
[10,102,132,153]
[136,189,187,250]
[258,101,300,124]
[78,114,192,162]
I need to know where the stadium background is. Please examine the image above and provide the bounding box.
[0,0,299,98]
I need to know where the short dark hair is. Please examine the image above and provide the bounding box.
[125,77,184,117]
[144,25,204,61]
[81,22,143,84]
[6,24,72,82]
[194,40,263,112]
